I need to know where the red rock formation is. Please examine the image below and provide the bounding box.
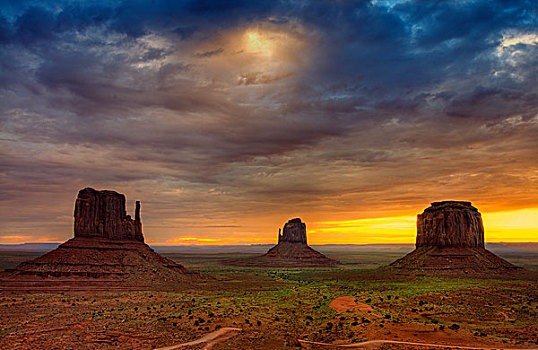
[74,187,143,241]
[278,218,308,244]
[1,188,195,289]
[390,201,520,273]
[416,201,484,248]
[231,218,337,267]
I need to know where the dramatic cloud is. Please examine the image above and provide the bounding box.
[1,0,537,244]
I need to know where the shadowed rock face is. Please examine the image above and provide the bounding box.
[257,218,337,267]
[227,218,337,267]
[74,187,143,241]
[1,187,195,288]
[416,201,484,248]
[390,201,520,274]
[278,218,307,244]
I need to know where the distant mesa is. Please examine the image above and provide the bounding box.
[390,201,521,273]
[230,218,338,267]
[1,187,195,290]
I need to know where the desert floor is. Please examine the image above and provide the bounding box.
[0,246,537,349]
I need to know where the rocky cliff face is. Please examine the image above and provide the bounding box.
[74,187,143,241]
[390,200,520,273]
[2,187,194,287]
[278,218,307,244]
[248,217,337,267]
[416,201,484,248]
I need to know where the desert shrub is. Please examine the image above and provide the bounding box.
[449,323,460,331]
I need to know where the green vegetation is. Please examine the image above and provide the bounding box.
[1,249,537,348]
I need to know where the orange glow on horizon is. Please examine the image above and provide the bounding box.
[1,209,536,246]
[306,208,538,245]
[482,208,538,242]
[0,235,60,244]
[308,216,417,245]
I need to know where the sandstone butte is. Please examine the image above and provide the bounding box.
[1,187,195,290]
[390,201,520,273]
[258,218,338,267]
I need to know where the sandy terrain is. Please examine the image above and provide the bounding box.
[329,296,376,314]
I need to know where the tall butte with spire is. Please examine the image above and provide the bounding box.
[1,187,194,290]
[390,201,520,273]
[73,188,144,241]
[258,218,337,267]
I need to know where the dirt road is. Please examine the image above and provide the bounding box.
[154,327,242,350]
[299,338,538,349]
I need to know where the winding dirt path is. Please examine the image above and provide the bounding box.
[298,339,537,349]
[154,327,242,350]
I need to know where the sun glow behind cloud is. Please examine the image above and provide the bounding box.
[500,34,538,48]
[0,1,536,246]
[245,31,272,56]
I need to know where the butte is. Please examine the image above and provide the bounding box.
[248,218,337,267]
[1,187,195,290]
[390,201,521,274]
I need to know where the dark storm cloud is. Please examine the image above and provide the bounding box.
[194,48,224,58]
[1,0,537,242]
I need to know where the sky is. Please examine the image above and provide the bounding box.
[0,0,537,245]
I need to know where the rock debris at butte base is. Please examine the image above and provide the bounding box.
[1,188,195,290]
[390,201,520,273]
